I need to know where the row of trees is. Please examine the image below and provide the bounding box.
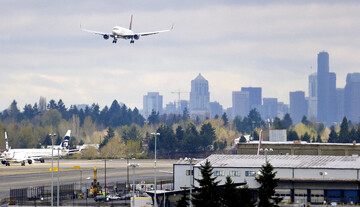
[177,160,281,207]
[1,99,145,128]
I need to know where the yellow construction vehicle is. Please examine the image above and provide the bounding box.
[89,166,102,197]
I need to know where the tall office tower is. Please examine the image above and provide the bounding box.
[290,91,307,124]
[344,73,360,122]
[317,51,337,125]
[277,102,289,119]
[232,91,250,118]
[209,101,224,118]
[143,92,163,118]
[165,102,176,114]
[308,73,317,119]
[179,100,189,114]
[262,98,278,119]
[241,87,262,109]
[189,73,210,119]
[336,88,344,123]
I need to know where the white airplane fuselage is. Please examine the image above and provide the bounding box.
[112,26,134,39]
[2,148,68,162]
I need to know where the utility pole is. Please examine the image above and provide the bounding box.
[49,133,56,207]
[151,132,160,207]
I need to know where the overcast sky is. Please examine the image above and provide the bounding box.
[1,1,360,111]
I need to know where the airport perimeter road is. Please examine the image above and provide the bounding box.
[0,159,176,199]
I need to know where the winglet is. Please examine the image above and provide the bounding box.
[129,15,133,30]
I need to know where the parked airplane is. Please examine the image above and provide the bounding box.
[0,130,72,166]
[81,15,173,44]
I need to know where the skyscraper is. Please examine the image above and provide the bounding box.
[336,88,344,123]
[241,87,262,110]
[317,51,337,125]
[290,91,307,124]
[308,73,317,119]
[143,92,163,118]
[232,91,250,118]
[189,73,210,119]
[262,98,278,119]
[344,73,360,122]
[209,101,223,118]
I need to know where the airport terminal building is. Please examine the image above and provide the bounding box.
[173,154,360,205]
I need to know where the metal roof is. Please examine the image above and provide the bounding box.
[195,154,360,169]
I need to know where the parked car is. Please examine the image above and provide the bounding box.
[94,195,107,202]
[106,194,121,201]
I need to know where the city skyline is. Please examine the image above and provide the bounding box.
[1,1,360,111]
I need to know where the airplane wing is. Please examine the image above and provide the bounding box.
[80,25,112,37]
[136,24,174,37]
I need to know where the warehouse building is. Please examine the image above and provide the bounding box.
[173,154,360,205]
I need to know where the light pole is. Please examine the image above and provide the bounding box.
[104,159,107,197]
[260,148,273,163]
[49,133,56,207]
[186,158,194,207]
[151,132,160,207]
[57,148,59,207]
[129,163,139,207]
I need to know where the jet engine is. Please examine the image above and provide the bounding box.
[103,34,109,40]
[28,159,33,164]
[134,35,140,40]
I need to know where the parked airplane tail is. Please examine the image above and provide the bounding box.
[61,130,71,149]
[5,132,9,152]
[129,15,133,30]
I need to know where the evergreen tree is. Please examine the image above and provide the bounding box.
[148,109,160,125]
[256,161,282,207]
[176,189,189,207]
[287,130,299,141]
[281,113,292,129]
[182,107,190,121]
[200,123,216,149]
[301,116,309,125]
[239,135,246,143]
[100,127,115,148]
[221,112,228,126]
[192,160,220,207]
[328,127,338,143]
[273,117,282,129]
[220,176,255,207]
[339,117,350,143]
[301,132,311,142]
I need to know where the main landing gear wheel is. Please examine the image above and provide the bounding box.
[21,161,25,166]
[6,162,10,166]
[130,40,134,44]
[112,39,117,43]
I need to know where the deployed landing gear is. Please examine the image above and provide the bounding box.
[130,39,134,44]
[5,162,10,166]
[21,161,25,166]
[40,158,45,163]
[112,39,117,43]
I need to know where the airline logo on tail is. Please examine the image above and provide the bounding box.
[61,130,71,149]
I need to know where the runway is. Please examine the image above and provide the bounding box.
[0,159,176,200]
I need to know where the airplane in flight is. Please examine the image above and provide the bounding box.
[81,15,173,44]
[0,130,73,166]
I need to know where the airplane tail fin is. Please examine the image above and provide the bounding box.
[129,15,133,30]
[61,130,71,149]
[5,131,9,152]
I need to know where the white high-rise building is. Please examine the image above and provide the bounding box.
[143,92,163,118]
[189,73,210,119]
[308,73,317,119]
